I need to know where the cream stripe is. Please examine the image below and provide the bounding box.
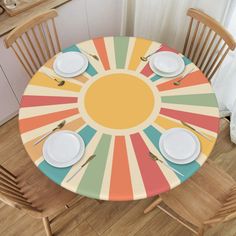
[125,135,147,200]
[77,41,104,73]
[104,37,116,70]
[83,71,94,80]
[19,103,78,119]
[99,136,115,200]
[150,123,209,167]
[35,156,44,166]
[139,131,180,189]
[196,153,207,165]
[21,114,81,143]
[161,103,219,117]
[153,63,198,86]
[39,67,84,87]
[23,85,80,97]
[61,132,102,192]
[159,83,214,96]
[154,115,218,137]
[136,41,161,72]
[125,37,136,69]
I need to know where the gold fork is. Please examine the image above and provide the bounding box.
[149,152,184,177]
[80,49,99,61]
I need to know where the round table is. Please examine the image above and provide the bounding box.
[19,37,220,201]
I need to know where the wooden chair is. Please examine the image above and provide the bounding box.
[0,160,83,236]
[183,8,236,80]
[4,10,61,77]
[144,120,236,235]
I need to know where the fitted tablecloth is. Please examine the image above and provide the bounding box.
[19,37,220,201]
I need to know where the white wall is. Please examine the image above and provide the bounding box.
[0,0,123,124]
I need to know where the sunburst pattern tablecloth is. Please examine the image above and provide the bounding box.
[18,37,220,201]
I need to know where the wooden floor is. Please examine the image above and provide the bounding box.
[1,117,236,236]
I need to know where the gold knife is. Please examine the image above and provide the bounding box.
[181,121,212,141]
[66,155,96,182]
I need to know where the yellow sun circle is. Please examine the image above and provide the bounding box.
[84,73,155,129]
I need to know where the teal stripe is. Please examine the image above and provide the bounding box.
[62,45,80,53]
[151,74,161,82]
[161,93,218,107]
[78,125,97,146]
[77,134,112,198]
[39,125,96,185]
[114,37,129,69]
[183,56,192,65]
[38,161,72,185]
[62,44,97,76]
[143,125,200,182]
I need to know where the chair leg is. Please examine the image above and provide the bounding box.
[42,217,52,236]
[198,227,205,236]
[144,196,162,214]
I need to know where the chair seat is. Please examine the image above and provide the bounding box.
[4,149,78,218]
[160,118,235,227]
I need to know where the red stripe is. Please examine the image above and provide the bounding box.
[21,95,78,107]
[160,108,220,133]
[140,44,178,77]
[19,108,79,133]
[140,63,154,77]
[159,45,178,54]
[109,136,133,200]
[157,70,208,92]
[130,133,170,197]
[93,37,110,70]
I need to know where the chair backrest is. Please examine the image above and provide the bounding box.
[0,165,40,214]
[4,10,61,77]
[205,185,236,225]
[183,8,236,80]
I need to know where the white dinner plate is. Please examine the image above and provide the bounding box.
[43,130,85,168]
[149,52,185,77]
[159,128,200,164]
[53,52,88,78]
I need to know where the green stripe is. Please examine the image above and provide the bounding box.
[161,93,218,107]
[38,125,96,185]
[77,134,112,198]
[114,37,129,69]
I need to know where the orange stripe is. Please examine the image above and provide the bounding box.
[157,70,208,92]
[109,136,133,200]
[23,118,86,162]
[19,108,79,133]
[93,38,110,70]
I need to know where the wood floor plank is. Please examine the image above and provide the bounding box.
[52,198,100,235]
[101,198,159,236]
[0,117,23,164]
[0,205,26,234]
[67,221,98,236]
[1,213,45,236]
[87,200,138,235]
[0,116,236,235]
[135,210,193,236]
